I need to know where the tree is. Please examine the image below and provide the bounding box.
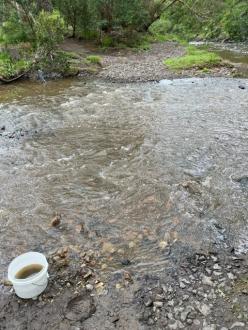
[34,10,65,55]
[53,0,94,38]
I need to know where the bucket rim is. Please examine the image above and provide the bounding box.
[8,251,48,285]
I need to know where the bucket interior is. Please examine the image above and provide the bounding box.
[8,252,48,284]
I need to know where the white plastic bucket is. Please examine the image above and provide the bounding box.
[8,252,49,299]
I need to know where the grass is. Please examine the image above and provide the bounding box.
[86,55,102,64]
[164,45,221,70]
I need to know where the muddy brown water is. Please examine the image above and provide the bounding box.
[0,77,248,279]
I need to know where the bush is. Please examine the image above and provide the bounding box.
[101,35,114,48]
[164,46,221,70]
[0,52,31,78]
[35,10,65,55]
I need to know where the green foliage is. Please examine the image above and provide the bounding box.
[0,12,31,44]
[53,0,95,37]
[221,1,248,41]
[148,18,172,35]
[34,10,65,54]
[86,55,102,64]
[162,0,248,41]
[164,46,221,70]
[0,52,31,78]
[36,50,70,73]
[101,35,114,47]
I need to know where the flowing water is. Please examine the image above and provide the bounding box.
[0,77,248,277]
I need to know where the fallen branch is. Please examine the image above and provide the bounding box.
[0,71,28,84]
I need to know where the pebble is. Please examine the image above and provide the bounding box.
[213,264,221,270]
[102,242,115,254]
[227,272,236,280]
[202,275,214,286]
[2,280,12,286]
[230,322,245,328]
[193,320,202,327]
[153,301,163,308]
[211,255,218,262]
[51,214,61,227]
[180,308,191,322]
[168,320,184,329]
[198,303,211,316]
[121,259,131,266]
[86,284,94,291]
[179,281,186,289]
[1,126,5,131]
[203,323,216,330]
[147,318,155,325]
[238,85,245,90]
[144,297,153,307]
[159,241,168,250]
[155,294,164,301]
[213,271,222,276]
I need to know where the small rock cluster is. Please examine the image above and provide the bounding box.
[35,246,105,305]
[0,127,35,140]
[136,251,248,329]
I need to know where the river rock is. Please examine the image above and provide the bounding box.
[198,303,211,316]
[230,322,245,328]
[202,275,214,286]
[153,301,163,308]
[51,214,61,227]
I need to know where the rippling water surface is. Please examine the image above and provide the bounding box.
[0,77,247,276]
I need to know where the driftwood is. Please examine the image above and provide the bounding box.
[0,71,27,84]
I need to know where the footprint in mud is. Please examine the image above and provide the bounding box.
[65,293,96,322]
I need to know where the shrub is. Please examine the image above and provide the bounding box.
[101,35,114,48]
[0,52,31,78]
[34,10,65,55]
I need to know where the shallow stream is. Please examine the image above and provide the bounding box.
[0,77,247,278]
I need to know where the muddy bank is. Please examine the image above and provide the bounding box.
[0,78,247,328]
[1,246,247,329]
